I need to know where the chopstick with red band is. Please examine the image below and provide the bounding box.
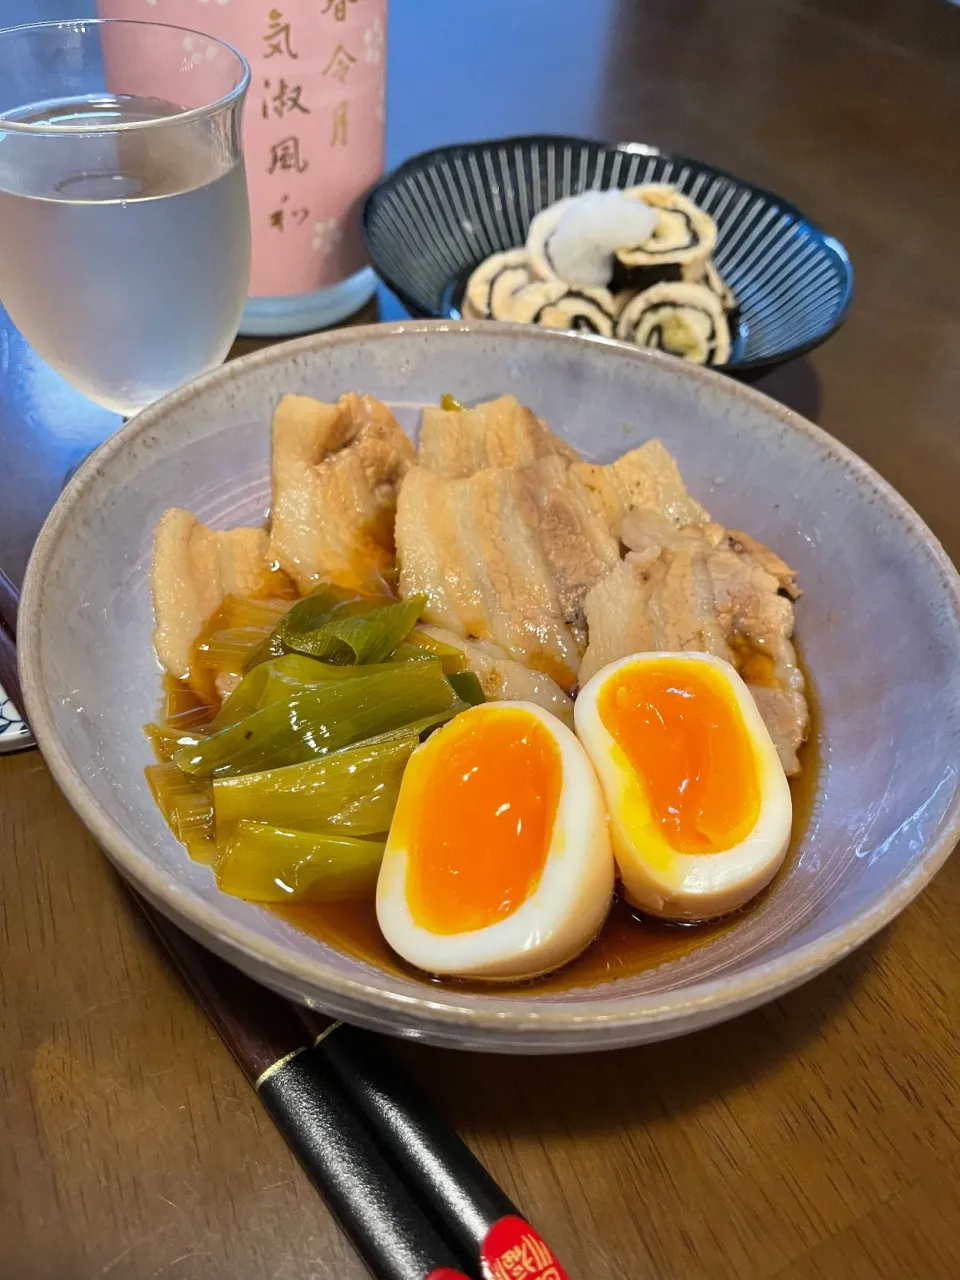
[150,920,569,1280]
[301,1015,569,1280]
[139,903,469,1280]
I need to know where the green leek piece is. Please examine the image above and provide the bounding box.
[440,393,464,411]
[241,590,354,671]
[268,653,361,682]
[283,593,426,665]
[447,670,485,706]
[194,626,277,676]
[242,631,286,672]
[199,595,291,675]
[213,730,418,836]
[257,656,431,708]
[391,628,468,674]
[174,658,458,777]
[212,594,291,629]
[145,761,214,851]
[213,652,425,730]
[216,822,385,903]
[208,661,273,730]
[144,721,204,762]
[244,584,426,671]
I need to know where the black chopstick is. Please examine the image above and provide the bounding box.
[140,906,470,1280]
[299,1014,567,1279]
[3,568,571,1280]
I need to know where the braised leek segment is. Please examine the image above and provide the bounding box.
[243,584,425,671]
[240,590,355,671]
[216,822,385,903]
[145,761,216,863]
[194,594,291,670]
[257,655,428,707]
[174,658,459,777]
[447,670,485,706]
[282,592,427,665]
[207,594,293,632]
[184,595,292,701]
[392,628,469,674]
[144,721,204,762]
[214,654,352,730]
[163,674,216,726]
[268,653,359,683]
[213,731,417,836]
[217,593,296,624]
[242,631,285,672]
[193,626,278,676]
[208,660,273,730]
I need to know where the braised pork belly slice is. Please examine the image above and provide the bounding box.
[396,465,583,690]
[576,438,710,533]
[517,455,620,647]
[704,526,807,775]
[151,509,290,680]
[580,510,808,774]
[578,523,728,688]
[268,392,415,595]
[418,394,578,478]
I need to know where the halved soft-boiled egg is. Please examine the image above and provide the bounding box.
[575,652,792,921]
[376,701,614,981]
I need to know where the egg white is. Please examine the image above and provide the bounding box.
[376,701,615,981]
[575,652,792,921]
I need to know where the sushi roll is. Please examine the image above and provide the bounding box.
[463,248,534,320]
[502,280,619,336]
[703,259,738,314]
[525,191,658,287]
[525,197,578,282]
[615,185,718,288]
[616,281,731,366]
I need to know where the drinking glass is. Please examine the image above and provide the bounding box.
[0,19,251,416]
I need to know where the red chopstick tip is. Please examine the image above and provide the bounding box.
[480,1215,570,1279]
[426,1270,473,1279]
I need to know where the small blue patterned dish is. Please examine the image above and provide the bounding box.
[362,134,853,373]
[0,681,32,753]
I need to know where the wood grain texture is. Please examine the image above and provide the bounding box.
[2,1,959,1276]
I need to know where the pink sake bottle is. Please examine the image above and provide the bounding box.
[98,0,386,335]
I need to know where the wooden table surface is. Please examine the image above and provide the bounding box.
[3,2,960,1276]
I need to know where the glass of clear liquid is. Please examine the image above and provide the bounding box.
[0,19,251,416]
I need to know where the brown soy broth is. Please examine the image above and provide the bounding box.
[276,895,742,993]
[274,695,821,994]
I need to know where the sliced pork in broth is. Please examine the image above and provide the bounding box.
[151,508,292,680]
[396,465,583,689]
[268,392,415,595]
[581,509,808,773]
[575,438,710,533]
[418,393,576,478]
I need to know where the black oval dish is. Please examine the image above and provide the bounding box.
[362,134,853,375]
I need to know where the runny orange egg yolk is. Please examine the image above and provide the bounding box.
[405,710,562,935]
[597,660,761,854]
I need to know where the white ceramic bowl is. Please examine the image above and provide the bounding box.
[19,322,960,1053]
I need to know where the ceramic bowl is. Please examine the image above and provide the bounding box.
[362,134,854,373]
[19,322,960,1053]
